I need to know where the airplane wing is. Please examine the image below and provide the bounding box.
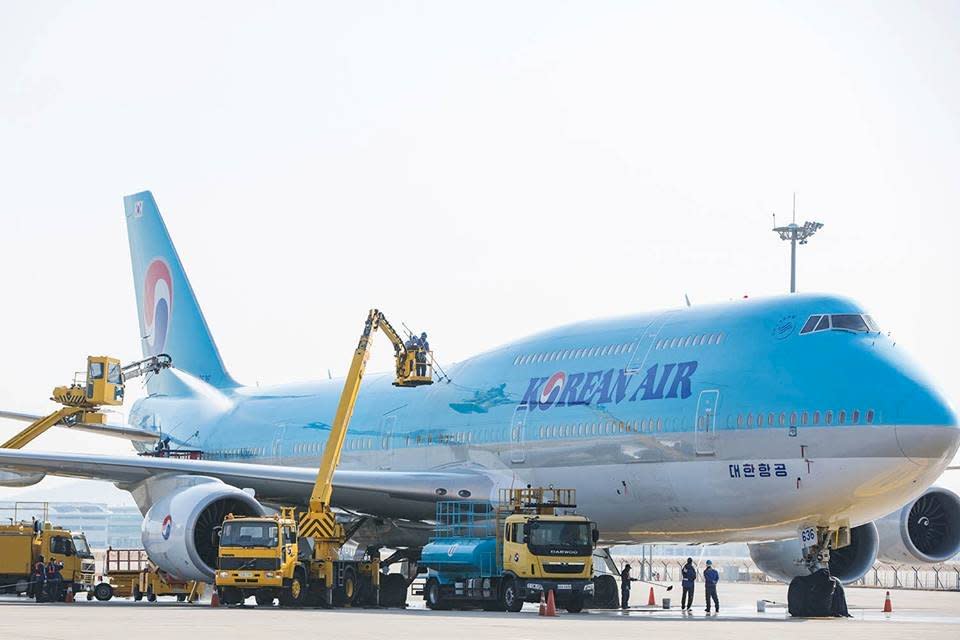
[0,449,495,520]
[0,410,160,443]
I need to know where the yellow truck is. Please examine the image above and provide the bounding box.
[0,504,95,601]
[420,488,599,613]
[92,548,203,603]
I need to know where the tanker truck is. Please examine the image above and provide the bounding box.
[420,487,598,613]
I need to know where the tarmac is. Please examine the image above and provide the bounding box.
[1,581,957,640]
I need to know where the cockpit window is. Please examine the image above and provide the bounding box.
[830,314,868,332]
[801,313,878,335]
[800,315,821,335]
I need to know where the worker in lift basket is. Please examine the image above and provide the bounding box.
[416,332,430,376]
[681,557,697,612]
[703,559,720,613]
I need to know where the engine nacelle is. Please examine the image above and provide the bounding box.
[876,487,960,564]
[748,522,879,584]
[142,479,264,582]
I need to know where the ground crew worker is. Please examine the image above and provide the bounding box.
[681,557,696,612]
[30,555,45,599]
[619,563,632,609]
[416,332,430,376]
[46,559,61,601]
[704,559,720,613]
[404,334,419,377]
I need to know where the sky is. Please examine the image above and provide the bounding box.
[0,1,958,506]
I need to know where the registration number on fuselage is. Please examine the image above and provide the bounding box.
[728,462,788,479]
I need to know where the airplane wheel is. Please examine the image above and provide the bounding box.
[379,574,408,608]
[147,586,157,602]
[177,594,187,602]
[133,585,143,601]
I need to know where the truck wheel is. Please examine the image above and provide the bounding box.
[499,577,524,613]
[220,587,243,606]
[279,570,308,608]
[380,574,408,608]
[425,578,449,610]
[592,575,618,609]
[94,583,114,602]
[133,585,143,602]
[255,593,274,607]
[566,595,584,613]
[337,567,358,607]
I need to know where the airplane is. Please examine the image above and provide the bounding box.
[0,191,957,598]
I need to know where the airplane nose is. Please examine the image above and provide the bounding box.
[894,381,959,465]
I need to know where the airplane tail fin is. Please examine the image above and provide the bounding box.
[124,191,237,395]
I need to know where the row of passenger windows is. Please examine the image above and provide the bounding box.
[209,447,264,459]
[217,407,881,459]
[293,438,375,455]
[538,419,663,439]
[731,408,876,428]
[800,313,879,335]
[514,343,635,366]
[655,332,725,350]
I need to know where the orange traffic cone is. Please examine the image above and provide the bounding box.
[210,590,220,608]
[648,587,656,606]
[538,591,546,616]
[545,589,557,617]
[882,591,892,613]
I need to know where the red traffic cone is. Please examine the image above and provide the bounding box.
[545,589,557,617]
[210,590,221,608]
[647,587,656,606]
[882,591,892,613]
[538,590,546,616]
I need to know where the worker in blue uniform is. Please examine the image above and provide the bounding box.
[681,557,696,612]
[704,559,720,613]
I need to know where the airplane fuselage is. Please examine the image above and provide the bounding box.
[129,293,959,544]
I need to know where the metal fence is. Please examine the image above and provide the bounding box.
[611,554,960,591]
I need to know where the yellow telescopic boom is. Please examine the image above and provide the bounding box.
[308,309,431,512]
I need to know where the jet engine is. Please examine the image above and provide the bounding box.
[141,479,264,582]
[875,487,960,564]
[748,522,879,584]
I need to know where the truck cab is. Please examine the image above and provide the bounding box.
[215,512,298,606]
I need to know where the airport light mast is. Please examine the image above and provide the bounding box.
[772,193,823,293]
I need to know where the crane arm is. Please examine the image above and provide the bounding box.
[1,406,85,450]
[309,310,381,510]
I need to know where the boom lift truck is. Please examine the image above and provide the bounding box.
[215,309,432,608]
[1,354,172,450]
[420,487,599,613]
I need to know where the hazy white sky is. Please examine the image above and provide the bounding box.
[1,1,958,504]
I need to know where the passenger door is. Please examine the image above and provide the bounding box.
[509,406,528,464]
[378,415,396,470]
[695,390,719,456]
[271,425,286,464]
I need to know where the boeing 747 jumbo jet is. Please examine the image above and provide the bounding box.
[1,192,958,600]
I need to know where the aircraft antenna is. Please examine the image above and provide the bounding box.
[772,193,823,293]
